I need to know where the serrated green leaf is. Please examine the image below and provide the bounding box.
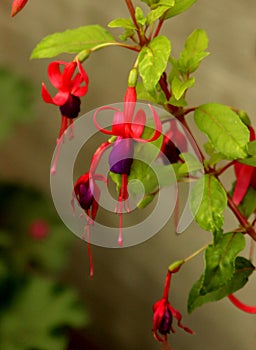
[0,277,88,350]
[165,0,197,18]
[178,29,209,74]
[200,233,245,295]
[31,25,116,59]
[188,256,254,313]
[138,35,171,92]
[171,76,195,99]
[108,18,136,30]
[194,103,250,159]
[190,174,227,233]
[0,68,34,143]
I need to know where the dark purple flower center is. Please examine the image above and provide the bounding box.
[159,307,173,335]
[76,182,94,210]
[60,94,81,119]
[161,138,181,165]
[109,138,134,175]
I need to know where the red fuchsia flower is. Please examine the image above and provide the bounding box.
[160,119,188,165]
[72,171,106,277]
[42,60,89,174]
[72,142,110,276]
[11,0,28,17]
[93,86,162,245]
[153,269,194,348]
[232,126,256,206]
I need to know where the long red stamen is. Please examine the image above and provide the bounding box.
[228,294,256,313]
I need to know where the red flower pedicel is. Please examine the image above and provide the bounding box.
[42,60,89,174]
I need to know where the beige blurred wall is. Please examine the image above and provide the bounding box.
[0,1,256,349]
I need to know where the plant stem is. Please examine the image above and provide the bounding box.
[125,0,144,45]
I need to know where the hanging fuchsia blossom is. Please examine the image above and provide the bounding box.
[11,0,28,16]
[161,119,188,165]
[232,126,256,206]
[153,268,194,348]
[42,60,89,174]
[93,86,162,245]
[72,172,106,277]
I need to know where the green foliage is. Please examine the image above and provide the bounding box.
[0,68,34,143]
[31,25,116,59]
[176,29,209,74]
[138,35,171,92]
[171,76,195,100]
[194,103,250,159]
[146,0,175,24]
[188,256,254,313]
[0,183,88,350]
[190,175,227,236]
[0,277,88,350]
[164,0,198,18]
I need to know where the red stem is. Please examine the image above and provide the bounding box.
[125,0,144,45]
[163,270,171,300]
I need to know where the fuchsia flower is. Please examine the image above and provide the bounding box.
[232,126,256,206]
[160,119,188,164]
[72,171,106,277]
[42,60,89,174]
[11,0,28,17]
[153,268,194,348]
[93,86,162,245]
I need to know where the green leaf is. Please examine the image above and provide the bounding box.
[179,152,203,173]
[194,103,250,159]
[238,157,256,166]
[178,29,209,74]
[165,0,198,18]
[31,25,116,59]
[168,95,188,107]
[171,76,195,100]
[138,35,171,92]
[201,233,245,294]
[136,81,167,105]
[146,1,175,24]
[135,7,147,26]
[188,256,254,313]
[140,0,160,5]
[108,18,136,30]
[0,277,88,350]
[238,186,256,218]
[248,140,256,155]
[0,68,34,143]
[190,174,227,233]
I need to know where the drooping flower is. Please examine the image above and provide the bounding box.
[72,172,105,277]
[11,0,28,17]
[232,126,256,206]
[42,60,89,174]
[153,269,194,348]
[94,86,162,246]
[160,119,188,165]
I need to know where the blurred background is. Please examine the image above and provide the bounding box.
[0,0,256,349]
